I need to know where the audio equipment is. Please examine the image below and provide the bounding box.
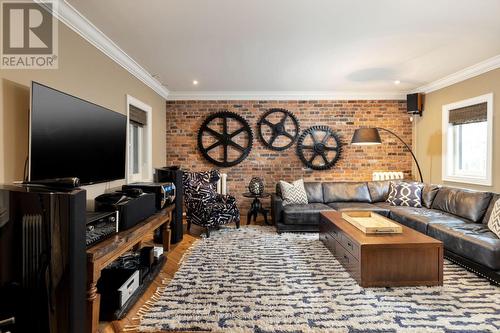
[97,267,140,320]
[122,182,176,210]
[407,93,424,115]
[153,246,164,261]
[140,246,155,271]
[86,211,119,247]
[154,168,183,244]
[0,185,86,333]
[121,188,143,197]
[23,177,81,189]
[95,192,156,230]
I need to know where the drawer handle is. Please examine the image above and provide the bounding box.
[343,254,349,263]
[333,230,338,235]
[347,241,353,249]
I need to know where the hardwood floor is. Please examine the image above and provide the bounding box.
[99,217,263,333]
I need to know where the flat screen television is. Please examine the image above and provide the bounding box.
[29,82,127,185]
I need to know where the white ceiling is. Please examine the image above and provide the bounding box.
[67,0,500,97]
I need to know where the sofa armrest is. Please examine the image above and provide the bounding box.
[271,193,284,225]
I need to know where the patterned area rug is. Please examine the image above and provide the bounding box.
[139,226,500,332]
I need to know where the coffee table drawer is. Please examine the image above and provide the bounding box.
[320,216,341,241]
[329,223,341,241]
[340,232,360,260]
[320,231,336,254]
[334,240,360,281]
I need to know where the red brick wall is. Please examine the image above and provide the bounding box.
[166,100,412,214]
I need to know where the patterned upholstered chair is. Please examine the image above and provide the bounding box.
[183,170,240,237]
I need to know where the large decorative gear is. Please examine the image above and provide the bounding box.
[197,111,253,167]
[257,108,300,151]
[296,125,342,170]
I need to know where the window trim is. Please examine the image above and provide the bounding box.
[126,95,152,183]
[441,93,493,186]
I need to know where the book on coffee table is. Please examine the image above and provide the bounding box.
[341,211,402,234]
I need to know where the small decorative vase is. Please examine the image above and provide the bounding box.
[248,177,264,195]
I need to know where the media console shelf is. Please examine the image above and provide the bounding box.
[86,204,174,333]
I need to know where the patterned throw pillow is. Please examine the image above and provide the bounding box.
[279,179,308,206]
[487,199,500,238]
[386,182,398,205]
[387,181,423,208]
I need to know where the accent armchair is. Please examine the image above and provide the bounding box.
[183,170,240,237]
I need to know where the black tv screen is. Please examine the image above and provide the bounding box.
[30,82,127,185]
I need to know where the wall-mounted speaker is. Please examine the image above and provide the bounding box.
[407,93,424,116]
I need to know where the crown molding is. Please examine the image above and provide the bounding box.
[36,0,169,99]
[412,54,500,94]
[167,91,406,101]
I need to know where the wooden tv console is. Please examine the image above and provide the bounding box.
[86,205,174,333]
[320,211,443,287]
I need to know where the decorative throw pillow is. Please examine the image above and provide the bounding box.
[279,179,308,206]
[386,182,398,205]
[487,199,500,238]
[387,181,423,208]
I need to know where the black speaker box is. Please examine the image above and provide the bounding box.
[0,185,86,333]
[407,93,424,115]
[95,193,156,231]
[154,168,183,244]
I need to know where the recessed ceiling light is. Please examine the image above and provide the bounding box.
[394,80,401,85]
[193,80,199,85]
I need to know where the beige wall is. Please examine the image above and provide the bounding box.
[415,68,500,192]
[0,23,166,205]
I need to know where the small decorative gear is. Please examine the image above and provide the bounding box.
[197,111,253,167]
[296,125,342,170]
[257,108,300,151]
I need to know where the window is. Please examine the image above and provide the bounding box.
[129,121,143,178]
[442,93,493,186]
[127,95,152,182]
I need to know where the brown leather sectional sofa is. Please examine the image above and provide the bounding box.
[271,180,500,283]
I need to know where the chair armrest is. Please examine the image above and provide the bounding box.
[271,193,284,225]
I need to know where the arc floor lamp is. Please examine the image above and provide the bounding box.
[351,127,423,182]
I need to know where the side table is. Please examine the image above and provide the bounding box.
[242,192,271,225]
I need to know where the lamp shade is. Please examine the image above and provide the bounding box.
[351,128,382,145]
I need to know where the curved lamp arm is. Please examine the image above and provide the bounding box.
[377,127,424,183]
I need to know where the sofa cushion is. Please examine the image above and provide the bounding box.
[327,202,390,217]
[431,187,492,223]
[304,182,323,203]
[483,193,500,225]
[322,182,371,203]
[275,183,282,197]
[282,203,333,225]
[375,203,468,234]
[367,180,393,202]
[428,222,500,270]
[422,184,440,208]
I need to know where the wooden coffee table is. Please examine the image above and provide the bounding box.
[320,211,443,287]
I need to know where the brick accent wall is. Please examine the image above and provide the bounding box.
[166,100,412,214]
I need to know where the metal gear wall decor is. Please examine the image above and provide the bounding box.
[296,125,342,170]
[257,108,300,151]
[197,111,253,167]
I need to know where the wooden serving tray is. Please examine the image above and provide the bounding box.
[341,211,403,234]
